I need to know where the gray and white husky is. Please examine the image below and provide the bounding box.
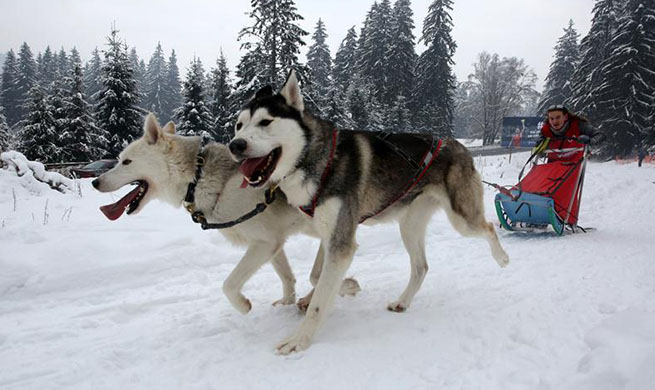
[92,114,359,316]
[229,71,510,354]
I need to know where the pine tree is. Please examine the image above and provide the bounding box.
[96,28,143,157]
[38,46,56,89]
[84,48,104,104]
[237,0,308,95]
[144,42,168,120]
[323,84,352,128]
[386,0,418,106]
[61,63,109,161]
[570,0,623,118]
[233,47,267,107]
[413,0,457,137]
[162,50,182,123]
[1,49,21,127]
[175,58,214,140]
[305,19,332,113]
[69,47,82,70]
[49,78,69,162]
[55,47,71,81]
[129,48,146,108]
[357,0,393,105]
[0,106,11,151]
[537,20,580,114]
[347,76,384,131]
[332,26,358,94]
[595,0,655,156]
[15,42,38,125]
[386,94,413,133]
[208,51,234,144]
[16,85,60,163]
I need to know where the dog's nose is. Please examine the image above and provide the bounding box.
[229,139,248,156]
[92,178,100,189]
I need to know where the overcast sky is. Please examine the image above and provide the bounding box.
[0,0,595,91]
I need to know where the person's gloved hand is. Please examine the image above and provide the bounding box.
[577,135,590,144]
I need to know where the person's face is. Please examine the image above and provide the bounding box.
[548,110,569,131]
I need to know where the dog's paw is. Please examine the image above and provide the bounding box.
[386,301,408,313]
[338,277,361,297]
[228,296,252,314]
[276,334,311,355]
[297,296,311,313]
[272,293,296,307]
[296,289,314,313]
[494,250,510,268]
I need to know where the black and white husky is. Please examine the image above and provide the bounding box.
[92,114,359,316]
[229,71,510,354]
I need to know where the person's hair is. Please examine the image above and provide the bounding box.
[545,104,588,123]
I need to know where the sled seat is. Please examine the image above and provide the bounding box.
[495,190,564,235]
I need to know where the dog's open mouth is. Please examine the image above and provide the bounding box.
[238,147,281,188]
[99,180,149,220]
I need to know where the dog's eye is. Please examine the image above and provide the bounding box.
[258,119,272,127]
[122,159,132,165]
[236,122,243,130]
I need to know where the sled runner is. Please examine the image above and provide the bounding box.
[493,137,590,236]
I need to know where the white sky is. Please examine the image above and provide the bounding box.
[0,0,595,91]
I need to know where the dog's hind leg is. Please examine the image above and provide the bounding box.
[298,242,361,312]
[443,172,510,267]
[388,195,436,312]
[223,240,282,314]
[271,250,297,306]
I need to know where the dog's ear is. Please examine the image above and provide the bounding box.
[254,85,274,100]
[280,70,304,112]
[144,113,162,145]
[162,121,176,135]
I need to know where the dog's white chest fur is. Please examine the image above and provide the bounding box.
[279,170,317,208]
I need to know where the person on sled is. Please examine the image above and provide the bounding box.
[533,104,600,162]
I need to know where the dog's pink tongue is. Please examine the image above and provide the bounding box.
[239,157,267,177]
[99,186,141,220]
[238,156,268,188]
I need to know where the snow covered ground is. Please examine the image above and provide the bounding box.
[457,138,484,147]
[1,151,654,390]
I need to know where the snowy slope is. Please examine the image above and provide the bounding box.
[1,152,654,390]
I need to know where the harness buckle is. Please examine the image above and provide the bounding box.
[265,184,278,204]
[185,202,195,213]
[191,211,206,224]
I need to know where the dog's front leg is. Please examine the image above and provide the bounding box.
[277,199,358,354]
[223,240,281,314]
[271,249,297,306]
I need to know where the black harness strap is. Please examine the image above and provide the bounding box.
[191,187,277,230]
[375,131,421,170]
[184,154,206,206]
[298,132,442,222]
[184,144,278,230]
[359,137,442,223]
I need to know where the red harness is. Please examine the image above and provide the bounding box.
[299,131,443,223]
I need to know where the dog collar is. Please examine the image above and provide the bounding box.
[183,152,206,214]
[184,137,210,214]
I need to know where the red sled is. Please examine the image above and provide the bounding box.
[494,141,588,235]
